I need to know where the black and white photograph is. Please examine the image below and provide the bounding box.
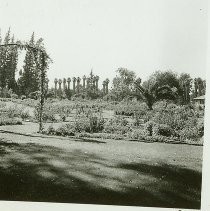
[0,0,209,210]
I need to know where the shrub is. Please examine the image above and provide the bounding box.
[114,102,148,117]
[21,95,26,100]
[4,105,22,118]
[28,91,39,100]
[152,124,173,137]
[74,115,92,133]
[11,93,18,99]
[75,132,124,140]
[103,117,131,135]
[0,87,13,98]
[144,121,156,136]
[74,114,104,133]
[20,110,30,120]
[152,105,198,131]
[45,124,76,136]
[0,101,6,109]
[34,104,57,122]
[128,128,145,140]
[0,117,22,126]
[197,119,204,137]
[179,127,200,142]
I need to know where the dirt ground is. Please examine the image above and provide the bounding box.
[0,123,203,209]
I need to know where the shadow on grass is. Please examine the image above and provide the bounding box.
[0,139,201,209]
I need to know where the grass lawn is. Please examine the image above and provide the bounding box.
[0,127,203,209]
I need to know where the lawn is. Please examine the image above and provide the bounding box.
[0,128,203,209]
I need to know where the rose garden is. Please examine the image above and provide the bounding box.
[0,29,205,209]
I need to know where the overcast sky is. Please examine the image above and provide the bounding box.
[0,0,208,87]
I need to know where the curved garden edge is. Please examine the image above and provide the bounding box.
[0,128,202,147]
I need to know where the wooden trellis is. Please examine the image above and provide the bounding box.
[0,43,51,133]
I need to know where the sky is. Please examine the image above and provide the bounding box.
[0,0,208,88]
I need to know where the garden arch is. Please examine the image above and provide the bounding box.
[0,43,51,132]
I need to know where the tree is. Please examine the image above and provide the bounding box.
[178,73,192,104]
[17,33,47,96]
[0,28,13,89]
[111,67,136,101]
[18,32,36,96]
[0,29,2,88]
[135,71,180,110]
[6,34,18,92]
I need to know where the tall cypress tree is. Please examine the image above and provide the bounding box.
[7,34,18,92]
[18,32,37,96]
[0,28,11,88]
[0,29,2,88]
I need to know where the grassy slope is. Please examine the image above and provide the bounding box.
[0,130,203,209]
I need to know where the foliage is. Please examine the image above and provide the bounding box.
[0,87,14,98]
[114,102,147,116]
[103,117,131,135]
[0,104,30,120]
[135,70,181,110]
[34,103,57,122]
[152,124,173,137]
[47,124,76,136]
[110,67,137,101]
[178,73,192,104]
[17,32,45,96]
[0,28,18,92]
[74,104,105,133]
[0,117,22,126]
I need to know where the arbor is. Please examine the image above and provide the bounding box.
[17,33,49,97]
[0,40,51,132]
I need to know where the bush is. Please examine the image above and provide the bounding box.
[114,102,148,117]
[103,117,131,135]
[45,124,76,136]
[21,95,26,100]
[0,101,6,109]
[74,114,104,133]
[179,127,200,142]
[0,87,13,98]
[11,93,18,99]
[28,91,39,100]
[144,121,156,136]
[75,132,124,140]
[20,110,30,120]
[34,104,57,122]
[197,119,204,137]
[152,124,173,137]
[152,105,198,131]
[0,117,22,126]
[128,128,145,140]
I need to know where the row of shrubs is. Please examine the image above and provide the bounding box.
[33,99,109,123]
[0,101,30,126]
[43,105,204,145]
[0,98,205,145]
[0,104,31,120]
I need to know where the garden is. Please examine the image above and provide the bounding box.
[0,29,205,209]
[0,96,205,146]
